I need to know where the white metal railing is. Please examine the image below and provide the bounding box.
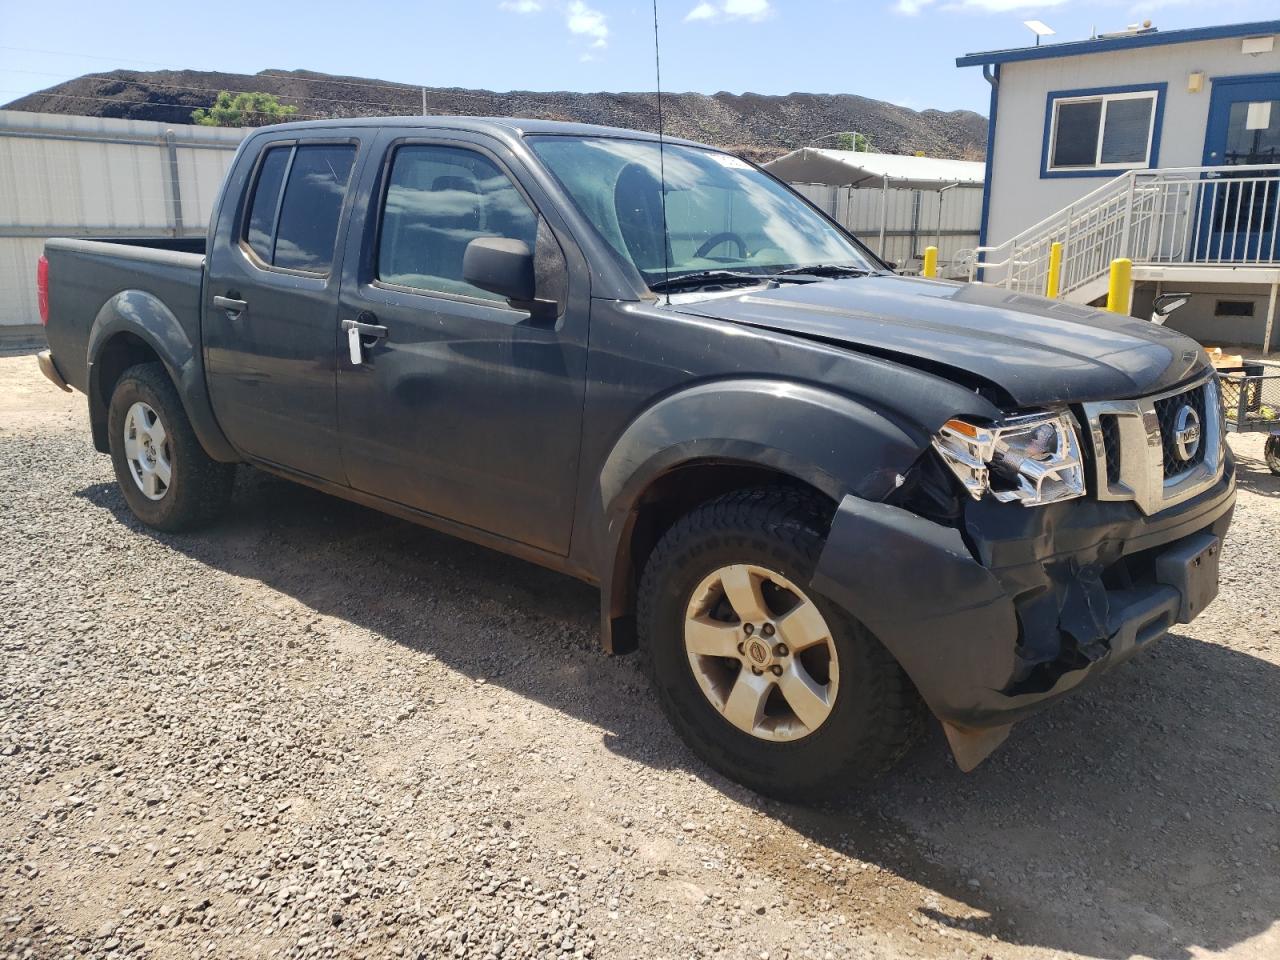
[965,164,1280,300]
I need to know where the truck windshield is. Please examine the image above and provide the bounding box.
[528,136,875,290]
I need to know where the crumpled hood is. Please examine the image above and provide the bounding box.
[676,275,1207,408]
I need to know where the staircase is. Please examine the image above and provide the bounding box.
[966,163,1280,303]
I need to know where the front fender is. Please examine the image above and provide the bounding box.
[587,378,930,649]
[87,291,237,462]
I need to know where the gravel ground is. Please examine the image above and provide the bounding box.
[1,352,1277,960]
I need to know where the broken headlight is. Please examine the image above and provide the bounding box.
[932,410,1085,506]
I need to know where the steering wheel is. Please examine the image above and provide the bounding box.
[694,232,748,260]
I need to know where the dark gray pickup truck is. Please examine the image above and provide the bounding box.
[37,116,1235,799]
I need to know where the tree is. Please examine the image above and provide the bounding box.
[192,91,298,127]
[834,131,871,152]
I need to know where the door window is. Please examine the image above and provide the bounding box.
[245,147,290,262]
[377,144,538,300]
[242,143,357,274]
[1224,99,1280,165]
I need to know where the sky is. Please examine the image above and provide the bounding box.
[0,0,1276,116]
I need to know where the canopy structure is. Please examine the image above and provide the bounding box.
[763,148,986,273]
[762,148,985,192]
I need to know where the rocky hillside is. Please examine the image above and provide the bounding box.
[3,68,986,162]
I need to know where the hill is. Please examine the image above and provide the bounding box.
[3,68,987,163]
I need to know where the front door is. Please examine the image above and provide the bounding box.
[204,134,366,482]
[1199,74,1280,262]
[334,131,589,556]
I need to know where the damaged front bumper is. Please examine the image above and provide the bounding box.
[811,453,1235,770]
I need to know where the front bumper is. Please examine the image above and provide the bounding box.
[811,453,1235,762]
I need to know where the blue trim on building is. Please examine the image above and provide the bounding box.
[1206,72,1280,90]
[956,20,1280,68]
[1038,82,1167,180]
[976,63,999,278]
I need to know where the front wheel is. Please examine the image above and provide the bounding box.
[638,488,921,801]
[107,362,235,531]
[1265,436,1280,476]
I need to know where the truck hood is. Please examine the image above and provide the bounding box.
[676,275,1206,408]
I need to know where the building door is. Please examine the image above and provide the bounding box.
[1198,74,1280,263]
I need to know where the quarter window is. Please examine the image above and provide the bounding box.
[1047,89,1159,172]
[242,143,357,273]
[377,144,538,301]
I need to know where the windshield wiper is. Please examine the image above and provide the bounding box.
[650,271,819,293]
[774,264,873,278]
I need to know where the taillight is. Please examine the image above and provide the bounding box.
[36,255,49,326]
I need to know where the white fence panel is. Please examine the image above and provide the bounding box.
[789,181,982,277]
[0,110,248,327]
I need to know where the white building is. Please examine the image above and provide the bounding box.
[958,19,1280,348]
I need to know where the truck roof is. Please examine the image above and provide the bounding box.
[254,115,709,148]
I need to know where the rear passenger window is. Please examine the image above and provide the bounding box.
[377,144,537,300]
[242,143,357,274]
[245,148,290,262]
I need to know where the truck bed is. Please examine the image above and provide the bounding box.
[43,237,207,395]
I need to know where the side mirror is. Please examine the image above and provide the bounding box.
[1153,292,1191,319]
[463,237,536,305]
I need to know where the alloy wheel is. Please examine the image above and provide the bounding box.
[123,401,171,501]
[683,563,839,741]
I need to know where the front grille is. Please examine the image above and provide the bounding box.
[1099,415,1122,485]
[1153,384,1208,477]
[1081,373,1222,516]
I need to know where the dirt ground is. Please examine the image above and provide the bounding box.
[1,351,1277,960]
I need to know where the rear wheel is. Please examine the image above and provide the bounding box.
[638,488,921,801]
[1265,436,1280,476]
[107,363,234,531]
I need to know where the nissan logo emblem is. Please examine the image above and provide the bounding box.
[1173,405,1202,462]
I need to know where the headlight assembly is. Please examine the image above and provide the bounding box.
[932,410,1086,506]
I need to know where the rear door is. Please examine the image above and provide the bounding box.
[204,131,367,482]
[333,129,590,555]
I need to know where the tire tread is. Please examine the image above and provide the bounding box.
[637,486,921,800]
[108,362,234,532]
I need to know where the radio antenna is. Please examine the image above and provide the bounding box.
[652,0,672,303]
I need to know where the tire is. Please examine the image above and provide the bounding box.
[107,362,234,532]
[637,487,921,802]
[1266,436,1280,476]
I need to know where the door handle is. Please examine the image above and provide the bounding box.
[213,295,248,316]
[342,318,388,339]
[342,315,388,367]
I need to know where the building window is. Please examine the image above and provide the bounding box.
[1215,299,1255,318]
[1043,86,1164,176]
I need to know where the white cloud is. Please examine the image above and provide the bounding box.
[948,0,1068,10]
[499,0,542,11]
[685,0,773,23]
[567,0,609,48]
[896,0,1067,12]
[723,0,772,19]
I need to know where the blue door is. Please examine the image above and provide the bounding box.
[1198,75,1280,262]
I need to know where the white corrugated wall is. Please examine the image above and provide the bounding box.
[790,181,984,276]
[0,110,248,327]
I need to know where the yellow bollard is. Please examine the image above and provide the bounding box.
[1045,241,1063,299]
[922,246,938,279]
[1106,258,1133,315]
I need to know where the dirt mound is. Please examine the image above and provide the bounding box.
[4,68,987,162]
